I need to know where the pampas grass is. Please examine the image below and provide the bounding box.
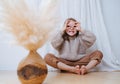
[0,0,58,50]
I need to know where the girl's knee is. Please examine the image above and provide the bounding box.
[44,53,59,68]
[44,53,55,62]
[90,50,103,64]
[95,50,103,59]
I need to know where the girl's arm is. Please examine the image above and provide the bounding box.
[80,30,96,48]
[51,31,64,50]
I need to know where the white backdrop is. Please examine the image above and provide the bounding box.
[101,0,120,63]
[0,0,120,71]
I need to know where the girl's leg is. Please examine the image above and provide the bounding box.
[80,60,98,75]
[80,50,103,75]
[44,53,81,74]
[57,62,80,74]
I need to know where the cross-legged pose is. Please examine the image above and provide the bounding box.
[44,18,103,75]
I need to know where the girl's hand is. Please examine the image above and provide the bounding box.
[75,22,81,32]
[63,20,70,30]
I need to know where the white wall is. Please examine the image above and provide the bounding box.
[100,0,120,60]
[0,32,28,70]
[0,0,120,70]
[0,31,49,70]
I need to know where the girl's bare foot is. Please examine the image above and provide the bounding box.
[80,65,88,75]
[70,65,81,74]
[75,65,81,74]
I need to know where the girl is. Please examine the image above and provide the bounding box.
[44,18,103,75]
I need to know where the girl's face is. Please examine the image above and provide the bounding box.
[65,20,78,37]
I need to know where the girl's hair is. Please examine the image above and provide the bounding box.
[62,18,79,41]
[64,18,77,25]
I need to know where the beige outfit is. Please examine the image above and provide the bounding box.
[51,30,96,61]
[44,30,103,68]
[44,50,103,68]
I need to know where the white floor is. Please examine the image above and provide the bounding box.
[0,70,120,84]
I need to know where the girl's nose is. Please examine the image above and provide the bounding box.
[70,27,74,29]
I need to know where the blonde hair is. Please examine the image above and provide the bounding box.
[64,18,77,25]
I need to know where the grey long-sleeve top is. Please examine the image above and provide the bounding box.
[51,30,96,61]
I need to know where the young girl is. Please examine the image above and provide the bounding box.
[44,18,103,75]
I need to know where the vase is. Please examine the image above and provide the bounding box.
[17,50,48,84]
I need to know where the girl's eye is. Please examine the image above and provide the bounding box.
[74,26,76,27]
[67,26,70,27]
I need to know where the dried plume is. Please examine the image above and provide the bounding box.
[0,0,58,50]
